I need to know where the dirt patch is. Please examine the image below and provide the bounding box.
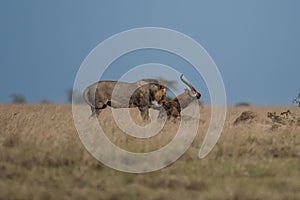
[234,111,256,125]
[267,110,300,127]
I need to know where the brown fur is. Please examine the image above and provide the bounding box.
[83,79,166,120]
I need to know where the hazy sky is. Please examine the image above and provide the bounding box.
[1,0,299,105]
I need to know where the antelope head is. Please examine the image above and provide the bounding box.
[180,74,201,99]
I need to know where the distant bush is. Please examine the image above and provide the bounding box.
[235,102,251,107]
[40,99,52,104]
[10,94,26,104]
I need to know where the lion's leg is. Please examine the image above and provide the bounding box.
[158,107,167,120]
[138,107,149,121]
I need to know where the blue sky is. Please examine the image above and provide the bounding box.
[0,0,299,105]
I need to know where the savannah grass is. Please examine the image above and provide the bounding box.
[0,104,299,200]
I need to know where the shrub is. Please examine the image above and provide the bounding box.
[293,93,300,107]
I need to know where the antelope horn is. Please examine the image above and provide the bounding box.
[180,74,196,91]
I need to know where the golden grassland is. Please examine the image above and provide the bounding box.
[0,104,299,200]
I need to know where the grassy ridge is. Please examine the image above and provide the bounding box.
[0,104,299,200]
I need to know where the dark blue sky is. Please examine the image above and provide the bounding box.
[1,0,299,105]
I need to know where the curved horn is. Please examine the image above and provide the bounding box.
[180,74,196,91]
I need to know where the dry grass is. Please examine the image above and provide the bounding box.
[0,104,299,200]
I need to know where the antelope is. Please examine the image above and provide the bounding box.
[158,74,201,120]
